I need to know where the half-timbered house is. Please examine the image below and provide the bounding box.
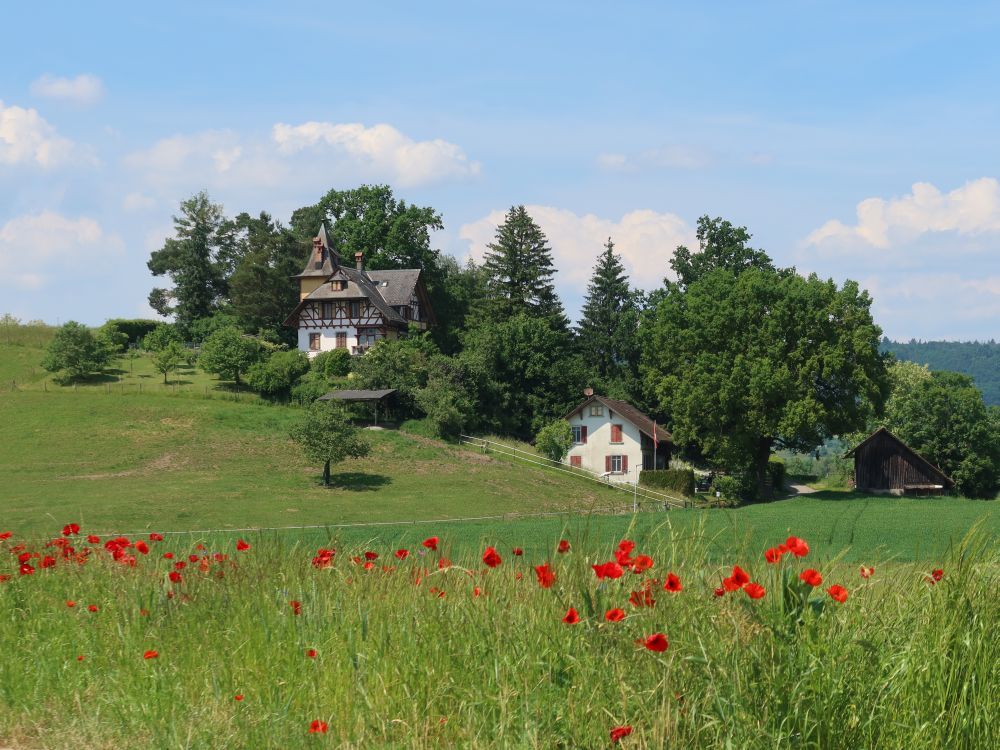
[283,225,435,356]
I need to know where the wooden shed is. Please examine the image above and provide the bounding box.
[845,427,954,496]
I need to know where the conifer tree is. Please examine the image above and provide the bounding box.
[577,238,641,392]
[481,206,568,329]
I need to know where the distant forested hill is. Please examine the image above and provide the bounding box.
[882,339,1000,406]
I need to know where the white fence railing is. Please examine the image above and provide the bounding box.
[459,435,691,510]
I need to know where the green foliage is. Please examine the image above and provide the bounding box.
[644,227,890,498]
[312,349,351,379]
[883,338,1000,406]
[711,474,743,504]
[534,420,574,462]
[147,191,228,332]
[96,326,129,356]
[188,312,242,345]
[640,468,695,496]
[289,401,371,484]
[246,350,311,398]
[671,215,776,289]
[414,359,475,440]
[141,323,182,352]
[767,456,786,491]
[479,205,569,330]
[41,322,111,383]
[100,319,160,347]
[352,335,438,418]
[198,326,263,385]
[151,341,187,384]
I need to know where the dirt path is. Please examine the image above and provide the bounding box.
[787,482,818,495]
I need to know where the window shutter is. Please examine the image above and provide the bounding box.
[605,455,611,473]
[581,426,588,444]
[622,455,628,473]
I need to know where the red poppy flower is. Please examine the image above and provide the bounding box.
[174,561,186,570]
[195,543,205,551]
[40,556,56,569]
[168,571,182,583]
[134,541,149,555]
[66,600,76,607]
[785,536,809,558]
[562,607,580,624]
[722,564,750,591]
[62,523,80,537]
[163,552,174,560]
[236,539,250,551]
[931,568,944,582]
[618,539,635,554]
[77,655,85,662]
[19,563,34,576]
[743,582,766,599]
[289,600,302,616]
[234,694,244,701]
[149,532,164,542]
[764,547,783,563]
[482,547,502,568]
[827,584,848,603]
[713,586,725,597]
[438,557,452,570]
[87,604,98,612]
[86,534,100,544]
[799,569,823,587]
[394,549,409,560]
[143,650,158,659]
[308,720,328,734]
[643,633,668,652]
[364,551,378,561]
[557,539,571,554]
[18,552,33,563]
[306,648,317,659]
[860,566,874,579]
[631,554,654,573]
[605,608,626,622]
[422,536,439,551]
[188,554,199,563]
[534,563,556,589]
[362,561,375,570]
[628,589,656,608]
[592,561,624,580]
[512,547,524,556]
[0,531,11,540]
[611,725,634,743]
[312,549,335,568]
[663,572,683,593]
[614,548,635,567]
[473,586,482,598]
[514,571,523,581]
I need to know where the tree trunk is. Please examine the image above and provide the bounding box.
[323,459,331,486]
[754,438,774,500]
[163,370,168,385]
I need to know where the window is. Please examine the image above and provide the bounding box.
[308,333,321,351]
[350,301,361,318]
[610,424,623,444]
[571,425,588,444]
[570,456,582,468]
[335,332,347,349]
[589,405,603,416]
[322,302,333,319]
[606,455,626,474]
[331,280,346,291]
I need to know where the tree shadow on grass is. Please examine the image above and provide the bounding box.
[323,472,392,492]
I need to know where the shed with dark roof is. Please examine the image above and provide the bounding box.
[844,427,954,496]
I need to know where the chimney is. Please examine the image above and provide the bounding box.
[312,237,323,268]
[355,251,364,271]
[583,387,594,397]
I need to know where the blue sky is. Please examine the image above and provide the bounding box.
[2,1,998,339]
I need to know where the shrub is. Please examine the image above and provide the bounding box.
[711,474,743,504]
[246,350,311,398]
[535,421,574,462]
[639,468,695,496]
[101,319,160,346]
[312,349,352,379]
[41,322,112,383]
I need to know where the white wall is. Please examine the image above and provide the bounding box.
[564,407,645,484]
[298,326,358,357]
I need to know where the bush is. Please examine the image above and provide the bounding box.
[312,349,351,379]
[767,457,786,492]
[41,322,112,383]
[101,319,160,347]
[246,350,311,398]
[711,474,743,505]
[534,421,574,462]
[639,468,695,496]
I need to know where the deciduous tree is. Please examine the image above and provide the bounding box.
[198,326,262,385]
[289,401,371,485]
[41,322,112,383]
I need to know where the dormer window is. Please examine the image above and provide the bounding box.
[330,280,346,291]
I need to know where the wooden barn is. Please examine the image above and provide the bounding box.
[845,427,954,496]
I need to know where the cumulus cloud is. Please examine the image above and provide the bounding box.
[273,121,480,187]
[806,178,1000,249]
[459,205,696,291]
[0,100,81,167]
[30,74,105,105]
[0,211,122,289]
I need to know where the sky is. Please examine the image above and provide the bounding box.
[1,1,999,341]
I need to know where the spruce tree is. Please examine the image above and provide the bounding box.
[481,206,568,329]
[577,238,641,391]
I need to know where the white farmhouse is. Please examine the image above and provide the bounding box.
[564,391,672,483]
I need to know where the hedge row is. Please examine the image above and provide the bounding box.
[639,468,695,496]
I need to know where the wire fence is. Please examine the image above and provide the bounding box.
[458,435,699,510]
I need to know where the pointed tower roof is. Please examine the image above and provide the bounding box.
[294,223,339,278]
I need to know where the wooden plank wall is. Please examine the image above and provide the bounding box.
[854,432,940,491]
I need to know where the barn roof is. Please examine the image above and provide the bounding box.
[318,389,397,402]
[844,427,954,487]
[564,395,672,443]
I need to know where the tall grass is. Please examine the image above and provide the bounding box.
[0,521,997,749]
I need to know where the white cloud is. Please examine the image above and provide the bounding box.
[272,121,480,187]
[459,205,696,291]
[598,145,712,172]
[0,211,122,289]
[0,100,80,168]
[30,74,105,105]
[806,178,1000,249]
[122,192,156,211]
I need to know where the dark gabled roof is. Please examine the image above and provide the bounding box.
[844,427,955,487]
[318,389,397,402]
[564,395,672,443]
[367,269,421,307]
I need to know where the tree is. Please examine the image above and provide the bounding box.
[878,369,999,498]
[147,191,228,332]
[152,341,186,384]
[142,323,182,352]
[670,215,777,290]
[246,350,311,399]
[41,322,112,383]
[644,264,890,499]
[480,206,569,329]
[414,357,476,440]
[577,238,643,396]
[289,401,371,486]
[352,335,440,419]
[198,326,262,385]
[535,420,574,463]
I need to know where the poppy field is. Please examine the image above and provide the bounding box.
[1,521,997,749]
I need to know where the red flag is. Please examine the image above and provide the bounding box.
[653,421,659,450]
